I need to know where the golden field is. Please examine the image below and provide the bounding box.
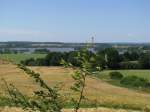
[0,60,150,111]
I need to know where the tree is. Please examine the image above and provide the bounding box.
[21,58,36,66]
[49,52,63,66]
[36,58,46,66]
[100,48,120,69]
[45,52,63,66]
[139,53,150,69]
[123,51,139,61]
[67,51,81,67]
[92,54,105,70]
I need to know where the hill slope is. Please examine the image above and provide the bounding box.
[0,61,149,111]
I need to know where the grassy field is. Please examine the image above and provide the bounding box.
[95,70,150,94]
[0,53,46,64]
[97,70,150,81]
[0,61,150,111]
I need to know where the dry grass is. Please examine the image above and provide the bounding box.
[0,107,140,112]
[30,66,150,109]
[0,61,149,110]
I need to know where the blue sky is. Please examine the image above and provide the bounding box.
[0,0,150,42]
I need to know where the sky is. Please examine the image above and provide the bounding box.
[0,0,150,43]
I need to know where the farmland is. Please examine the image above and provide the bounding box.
[0,53,46,64]
[0,54,150,111]
[98,70,150,81]
[0,60,150,111]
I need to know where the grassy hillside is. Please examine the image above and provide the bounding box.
[98,70,150,81]
[0,53,46,64]
[0,62,149,111]
[96,70,150,94]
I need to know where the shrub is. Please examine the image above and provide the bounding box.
[109,71,123,80]
[21,58,37,66]
[120,75,149,88]
[4,65,63,112]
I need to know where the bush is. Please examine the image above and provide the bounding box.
[109,71,124,80]
[21,58,37,66]
[120,75,149,88]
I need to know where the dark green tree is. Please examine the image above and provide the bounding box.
[100,48,120,69]
[139,53,150,69]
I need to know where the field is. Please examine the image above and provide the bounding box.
[98,70,150,81]
[0,53,46,64]
[0,60,150,112]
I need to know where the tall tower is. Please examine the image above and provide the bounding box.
[91,36,95,48]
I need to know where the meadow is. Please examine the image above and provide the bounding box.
[98,70,150,81]
[0,53,46,64]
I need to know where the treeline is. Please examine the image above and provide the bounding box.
[21,50,95,67]
[21,48,150,69]
[0,49,18,54]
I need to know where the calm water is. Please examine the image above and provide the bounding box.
[1,47,75,53]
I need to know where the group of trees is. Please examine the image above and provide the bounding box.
[21,51,95,67]
[34,49,50,54]
[21,47,150,69]
[0,49,18,54]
